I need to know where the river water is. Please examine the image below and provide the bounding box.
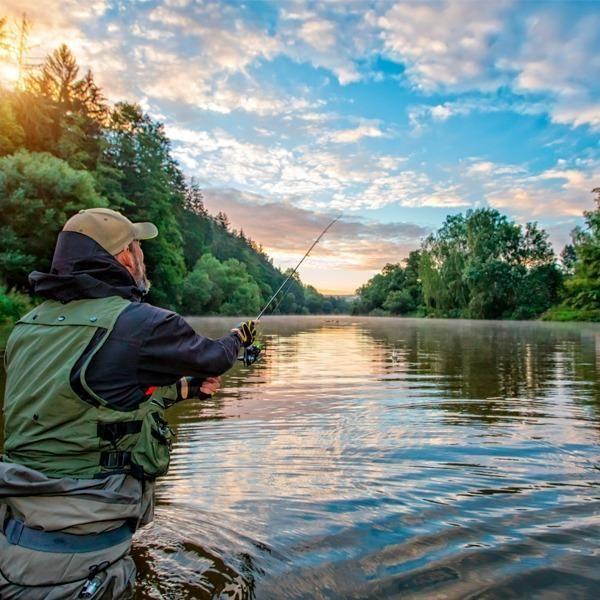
[2,316,600,598]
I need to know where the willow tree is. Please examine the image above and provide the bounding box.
[419,208,560,319]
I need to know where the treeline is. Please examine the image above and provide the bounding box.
[0,39,347,323]
[353,197,600,321]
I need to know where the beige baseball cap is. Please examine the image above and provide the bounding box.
[63,208,158,255]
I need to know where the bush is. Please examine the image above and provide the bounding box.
[369,307,389,317]
[541,306,600,322]
[0,285,34,325]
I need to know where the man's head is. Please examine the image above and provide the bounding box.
[62,207,157,290]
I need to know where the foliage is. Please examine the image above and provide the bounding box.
[181,253,262,316]
[0,94,25,155]
[353,250,423,316]
[26,44,108,170]
[0,38,344,316]
[418,209,561,319]
[561,189,600,311]
[0,150,107,288]
[354,210,564,320]
[99,102,187,309]
[0,284,34,325]
[541,306,600,323]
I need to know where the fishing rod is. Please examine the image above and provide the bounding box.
[256,215,342,320]
[239,214,342,366]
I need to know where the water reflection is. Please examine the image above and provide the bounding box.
[1,316,599,598]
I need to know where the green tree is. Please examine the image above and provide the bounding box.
[563,189,600,311]
[354,251,423,316]
[102,103,186,309]
[419,208,560,319]
[25,44,107,169]
[560,244,577,275]
[383,289,414,314]
[181,253,262,316]
[0,94,25,155]
[0,150,107,287]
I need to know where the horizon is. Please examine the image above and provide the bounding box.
[0,1,598,294]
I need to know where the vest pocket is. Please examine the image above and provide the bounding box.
[131,411,174,479]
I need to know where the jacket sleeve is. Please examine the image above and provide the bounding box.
[137,310,242,385]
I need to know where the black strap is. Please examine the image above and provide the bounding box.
[129,463,145,481]
[97,421,142,442]
[99,450,131,469]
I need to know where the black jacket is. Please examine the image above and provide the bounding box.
[29,231,241,410]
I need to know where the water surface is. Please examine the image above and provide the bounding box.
[2,316,600,598]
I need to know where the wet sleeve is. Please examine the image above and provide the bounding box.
[137,310,242,385]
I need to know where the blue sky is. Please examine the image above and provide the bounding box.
[3,0,599,293]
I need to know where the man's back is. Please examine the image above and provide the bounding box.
[1,210,247,599]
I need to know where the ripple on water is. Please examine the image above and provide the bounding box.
[124,317,600,598]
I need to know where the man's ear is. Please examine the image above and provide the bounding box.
[115,246,135,275]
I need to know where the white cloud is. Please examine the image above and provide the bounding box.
[298,19,337,52]
[430,105,454,120]
[377,1,510,91]
[507,11,600,129]
[278,6,365,84]
[488,188,583,218]
[511,12,599,98]
[485,160,599,218]
[538,166,599,196]
[466,160,526,177]
[549,103,600,130]
[328,124,384,144]
[408,99,487,132]
[467,161,495,176]
[7,0,599,130]
[166,123,471,212]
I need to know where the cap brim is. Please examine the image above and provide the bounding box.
[133,222,158,241]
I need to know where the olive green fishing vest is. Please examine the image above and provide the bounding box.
[3,296,174,480]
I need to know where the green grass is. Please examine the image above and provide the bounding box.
[541,306,600,322]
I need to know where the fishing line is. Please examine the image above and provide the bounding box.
[239,215,342,366]
[255,215,342,320]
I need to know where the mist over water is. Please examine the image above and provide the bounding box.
[2,316,600,598]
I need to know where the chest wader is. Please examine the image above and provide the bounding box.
[1,296,175,598]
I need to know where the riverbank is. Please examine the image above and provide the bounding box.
[541,306,600,322]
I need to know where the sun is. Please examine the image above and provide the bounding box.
[0,61,20,87]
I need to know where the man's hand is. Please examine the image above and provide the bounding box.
[177,376,221,400]
[231,320,258,347]
[200,376,221,397]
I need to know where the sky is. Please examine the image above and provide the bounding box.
[1,0,599,294]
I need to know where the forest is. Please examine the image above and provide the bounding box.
[0,23,597,332]
[352,196,600,321]
[0,39,348,329]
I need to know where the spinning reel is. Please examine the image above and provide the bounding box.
[239,343,262,367]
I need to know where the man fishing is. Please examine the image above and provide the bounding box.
[0,207,257,598]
